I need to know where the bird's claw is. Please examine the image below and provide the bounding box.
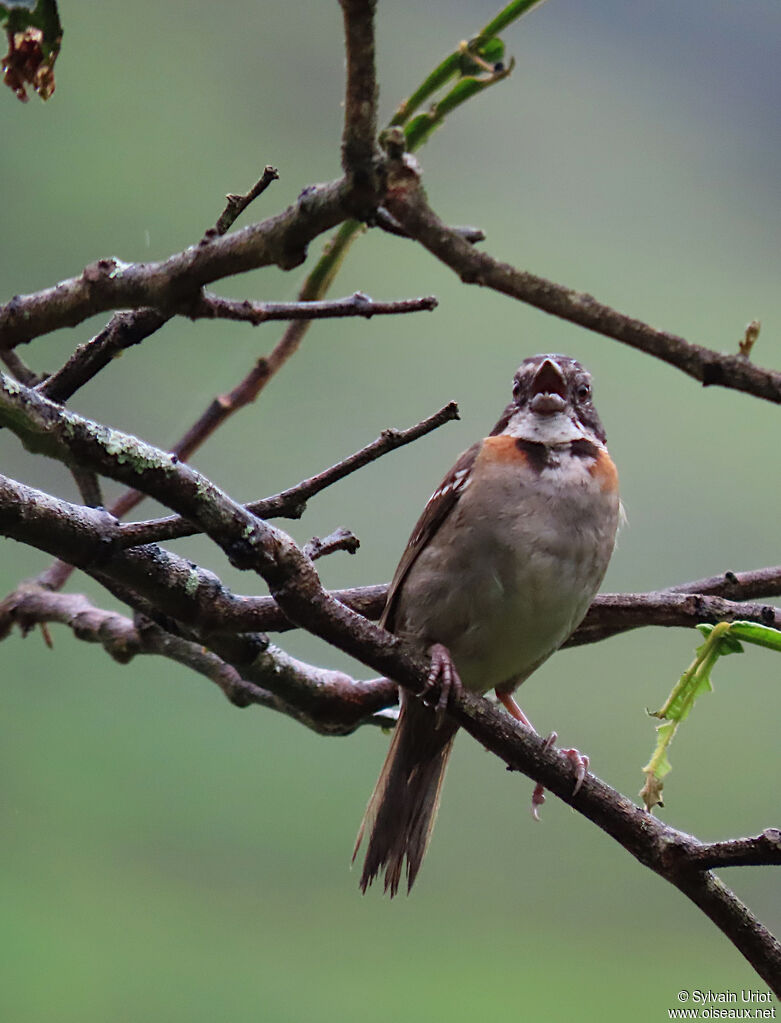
[561,747,589,796]
[531,782,546,821]
[424,643,462,728]
[530,734,590,819]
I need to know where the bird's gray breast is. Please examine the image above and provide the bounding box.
[393,444,619,693]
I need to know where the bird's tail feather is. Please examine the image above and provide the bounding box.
[354,694,457,896]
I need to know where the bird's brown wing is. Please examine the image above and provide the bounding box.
[380,441,481,632]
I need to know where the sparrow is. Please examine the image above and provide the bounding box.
[353,354,620,896]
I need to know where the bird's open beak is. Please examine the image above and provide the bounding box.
[529,358,567,414]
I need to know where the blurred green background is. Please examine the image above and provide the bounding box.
[2,1,780,1020]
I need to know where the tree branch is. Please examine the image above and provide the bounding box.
[445,690,781,993]
[665,566,781,600]
[374,206,485,244]
[0,178,353,349]
[1,453,778,647]
[0,585,397,734]
[116,399,460,548]
[382,170,781,405]
[339,0,379,189]
[38,308,171,404]
[0,394,777,986]
[187,290,437,325]
[684,831,781,871]
[0,347,42,384]
[102,220,365,530]
[303,527,361,561]
[207,165,280,239]
[33,168,282,405]
[570,590,781,646]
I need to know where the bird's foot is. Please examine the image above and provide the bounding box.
[561,746,590,797]
[424,643,462,728]
[531,782,546,821]
[531,733,590,821]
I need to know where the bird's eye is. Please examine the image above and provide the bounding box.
[576,383,591,400]
[512,379,522,400]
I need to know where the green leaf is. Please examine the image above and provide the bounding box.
[641,622,736,810]
[728,620,781,652]
[695,622,743,655]
[640,617,781,811]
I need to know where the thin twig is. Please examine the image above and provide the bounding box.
[116,400,460,548]
[665,565,781,600]
[0,585,394,733]
[104,220,363,527]
[0,347,41,384]
[374,206,485,244]
[382,169,781,405]
[2,456,779,645]
[38,308,171,404]
[36,169,281,405]
[1,380,777,987]
[0,177,351,349]
[684,830,781,871]
[189,290,437,325]
[304,527,360,561]
[70,466,104,508]
[207,165,280,239]
[570,566,781,645]
[0,400,779,985]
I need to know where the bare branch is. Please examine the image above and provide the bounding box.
[102,220,365,529]
[570,590,781,646]
[70,465,104,508]
[0,585,396,734]
[0,178,352,349]
[188,290,437,325]
[39,308,170,404]
[382,169,781,405]
[568,567,781,646]
[207,165,280,239]
[374,206,485,244]
[116,400,460,548]
[251,586,781,638]
[339,0,379,186]
[665,565,781,600]
[196,570,781,638]
[0,347,41,385]
[445,690,781,994]
[304,527,360,561]
[2,454,779,647]
[684,830,781,871]
[34,168,281,404]
[1,414,778,985]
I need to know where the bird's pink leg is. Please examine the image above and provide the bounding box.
[495,698,590,819]
[495,691,534,729]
